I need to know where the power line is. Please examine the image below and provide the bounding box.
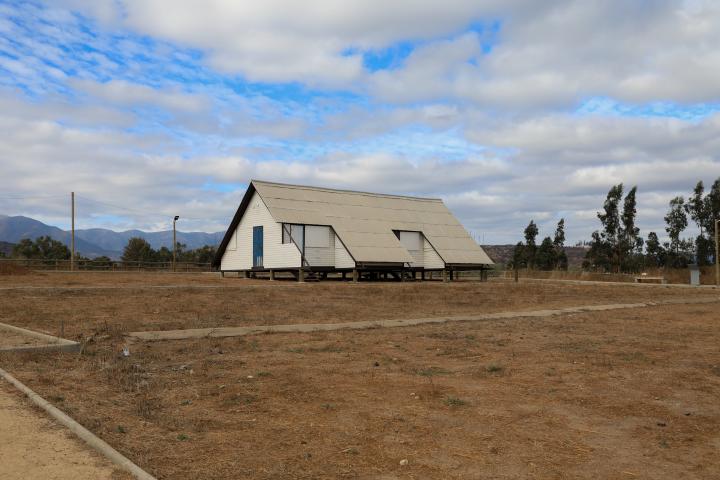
[74,194,211,222]
[3,192,216,224]
[74,195,153,218]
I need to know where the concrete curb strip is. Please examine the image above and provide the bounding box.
[0,367,157,480]
[127,296,720,341]
[0,322,81,353]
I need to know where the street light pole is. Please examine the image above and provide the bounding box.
[173,215,180,272]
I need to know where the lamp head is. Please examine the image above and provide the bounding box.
[174,215,180,221]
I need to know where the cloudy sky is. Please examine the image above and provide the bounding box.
[1,0,719,243]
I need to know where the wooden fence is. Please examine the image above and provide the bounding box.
[0,258,213,272]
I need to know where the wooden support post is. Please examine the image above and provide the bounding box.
[342,271,347,280]
[352,269,359,283]
[298,269,304,282]
[442,269,448,282]
[221,271,224,278]
[449,270,454,281]
[244,271,250,279]
[269,269,275,281]
[514,268,519,283]
[421,270,425,281]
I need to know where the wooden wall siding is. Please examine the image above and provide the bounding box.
[226,228,238,251]
[220,191,301,270]
[423,237,445,269]
[305,225,334,266]
[334,234,355,268]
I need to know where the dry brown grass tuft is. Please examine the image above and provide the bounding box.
[0,262,30,275]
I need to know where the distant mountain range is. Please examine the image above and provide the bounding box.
[0,215,224,259]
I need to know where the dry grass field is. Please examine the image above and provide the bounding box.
[0,272,716,339]
[1,272,719,479]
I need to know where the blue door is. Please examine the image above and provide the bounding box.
[253,226,263,268]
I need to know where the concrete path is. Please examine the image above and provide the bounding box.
[128,296,720,341]
[0,384,126,480]
[0,322,80,353]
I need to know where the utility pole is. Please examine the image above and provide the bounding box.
[715,218,719,287]
[71,192,75,271]
[173,215,180,272]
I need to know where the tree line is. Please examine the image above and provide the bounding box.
[6,235,216,265]
[511,177,720,273]
[120,237,216,264]
[511,218,568,270]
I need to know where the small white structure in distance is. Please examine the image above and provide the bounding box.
[212,180,494,281]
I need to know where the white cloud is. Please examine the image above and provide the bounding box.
[64,0,490,87]
[2,78,719,243]
[32,1,720,109]
[468,113,720,170]
[567,159,720,192]
[72,79,209,112]
[3,1,720,245]
[45,1,720,107]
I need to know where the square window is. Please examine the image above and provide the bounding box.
[283,224,305,251]
[305,225,330,248]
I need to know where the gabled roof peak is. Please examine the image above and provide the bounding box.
[250,179,443,203]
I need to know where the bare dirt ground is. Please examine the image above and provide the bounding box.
[0,382,130,479]
[0,273,718,479]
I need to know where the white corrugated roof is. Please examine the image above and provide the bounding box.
[253,180,494,265]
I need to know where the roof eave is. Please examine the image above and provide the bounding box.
[212,182,257,268]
